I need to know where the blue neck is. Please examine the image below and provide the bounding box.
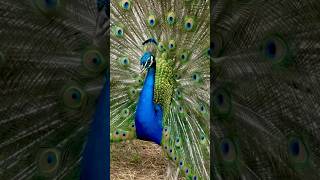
[80,74,109,179]
[135,65,163,144]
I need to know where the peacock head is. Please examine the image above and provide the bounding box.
[140,52,155,73]
[140,38,157,72]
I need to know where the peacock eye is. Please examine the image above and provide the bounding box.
[120,0,131,10]
[174,73,181,80]
[200,134,207,145]
[179,161,183,167]
[121,108,130,118]
[113,25,124,37]
[184,17,195,31]
[288,137,309,164]
[62,86,86,109]
[176,137,182,147]
[168,40,176,50]
[119,57,130,66]
[37,148,60,175]
[147,15,156,27]
[158,42,165,52]
[45,0,57,7]
[166,12,176,25]
[130,88,136,94]
[261,35,288,63]
[191,72,201,82]
[175,89,183,99]
[116,131,119,135]
[185,168,189,174]
[220,138,237,162]
[213,88,232,117]
[179,51,189,62]
[34,0,60,14]
[199,104,206,113]
[135,76,143,86]
[82,50,106,73]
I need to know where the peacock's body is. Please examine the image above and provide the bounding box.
[212,0,320,179]
[0,0,109,179]
[110,0,210,179]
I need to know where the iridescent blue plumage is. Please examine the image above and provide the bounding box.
[80,1,109,179]
[80,74,109,180]
[135,52,163,145]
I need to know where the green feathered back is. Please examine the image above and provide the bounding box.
[154,53,174,121]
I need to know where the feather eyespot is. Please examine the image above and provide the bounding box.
[184,17,195,31]
[117,29,123,36]
[148,15,157,27]
[168,40,176,50]
[34,0,60,14]
[288,137,309,165]
[220,138,237,162]
[199,104,206,113]
[37,148,60,175]
[119,57,130,67]
[112,25,124,37]
[158,42,166,52]
[82,50,106,73]
[213,88,232,117]
[261,35,288,63]
[191,72,202,83]
[120,0,131,10]
[175,137,182,147]
[128,86,138,101]
[62,86,86,109]
[179,51,189,62]
[121,108,130,118]
[175,89,183,99]
[166,12,176,25]
[179,161,183,167]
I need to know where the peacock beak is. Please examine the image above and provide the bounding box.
[140,62,148,73]
[140,56,154,73]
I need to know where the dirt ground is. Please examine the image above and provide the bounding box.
[110,140,183,180]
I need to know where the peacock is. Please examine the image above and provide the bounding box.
[110,0,210,179]
[212,0,320,179]
[0,0,109,179]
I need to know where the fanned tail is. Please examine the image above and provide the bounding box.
[110,0,210,179]
[213,0,320,179]
[0,0,107,179]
